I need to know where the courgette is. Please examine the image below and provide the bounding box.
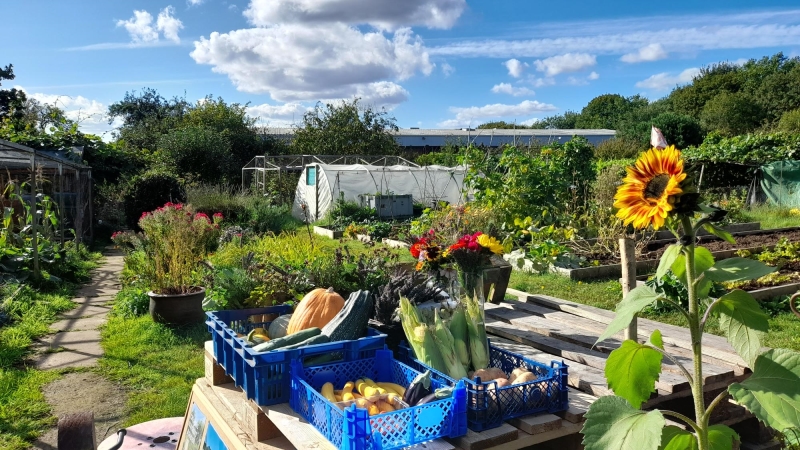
[321,290,373,343]
[252,327,321,352]
[280,333,330,350]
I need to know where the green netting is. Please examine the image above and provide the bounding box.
[760,160,800,207]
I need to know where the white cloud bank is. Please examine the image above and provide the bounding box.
[490,83,534,97]
[116,6,183,45]
[504,59,527,78]
[438,100,557,128]
[534,53,596,76]
[621,43,668,63]
[636,68,700,91]
[21,91,119,138]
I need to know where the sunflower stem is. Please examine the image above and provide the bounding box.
[682,215,709,450]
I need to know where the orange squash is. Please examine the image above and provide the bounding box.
[286,287,345,334]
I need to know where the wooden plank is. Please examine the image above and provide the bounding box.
[209,382,283,442]
[259,403,338,450]
[507,413,562,435]
[558,389,596,424]
[508,290,748,368]
[486,320,691,393]
[446,423,518,450]
[194,379,293,450]
[205,346,234,386]
[493,300,740,379]
[482,420,584,450]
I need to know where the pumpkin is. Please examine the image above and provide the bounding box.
[286,287,345,335]
[268,314,292,339]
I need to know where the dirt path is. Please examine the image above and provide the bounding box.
[31,248,128,449]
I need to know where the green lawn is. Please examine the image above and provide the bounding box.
[0,249,101,450]
[508,271,797,350]
[99,313,207,426]
[738,204,800,230]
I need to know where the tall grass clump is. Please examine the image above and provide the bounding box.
[186,184,301,234]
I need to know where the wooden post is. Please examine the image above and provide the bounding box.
[620,237,637,341]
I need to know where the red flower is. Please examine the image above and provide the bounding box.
[194,212,211,223]
[213,212,223,219]
[410,238,427,259]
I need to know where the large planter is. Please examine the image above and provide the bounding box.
[148,286,206,325]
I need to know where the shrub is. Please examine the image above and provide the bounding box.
[112,286,150,318]
[240,199,301,234]
[325,198,375,230]
[123,171,186,229]
[594,137,643,160]
[778,108,800,133]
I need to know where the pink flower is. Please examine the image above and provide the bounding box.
[194,212,211,224]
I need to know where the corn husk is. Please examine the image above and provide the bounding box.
[449,304,470,369]
[400,297,446,373]
[464,293,489,371]
[433,309,468,380]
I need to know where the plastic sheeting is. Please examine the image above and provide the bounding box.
[760,160,800,207]
[292,164,468,221]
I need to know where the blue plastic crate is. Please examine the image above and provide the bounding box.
[398,340,569,431]
[206,307,387,406]
[290,349,467,450]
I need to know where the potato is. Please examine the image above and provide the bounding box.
[486,367,507,380]
[472,369,492,382]
[512,372,538,385]
[511,367,530,380]
[493,378,511,389]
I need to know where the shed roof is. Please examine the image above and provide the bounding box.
[0,139,90,170]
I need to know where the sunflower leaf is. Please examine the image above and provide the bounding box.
[596,285,662,345]
[702,223,736,244]
[715,290,769,367]
[670,246,715,285]
[728,349,800,437]
[581,396,665,450]
[656,245,682,280]
[705,258,776,283]
[660,426,698,450]
[605,331,664,409]
[708,425,739,450]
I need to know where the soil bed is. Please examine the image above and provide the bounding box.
[727,260,800,291]
[575,229,800,266]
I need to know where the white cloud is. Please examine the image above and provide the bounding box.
[620,43,668,63]
[528,77,555,88]
[116,6,183,45]
[490,83,534,97]
[244,0,465,30]
[636,67,700,91]
[117,10,159,44]
[588,71,599,80]
[534,53,596,76]
[504,59,527,78]
[438,100,557,127]
[441,63,455,77]
[429,9,800,58]
[520,118,540,127]
[23,91,119,138]
[732,58,749,66]
[157,6,183,43]
[247,102,309,126]
[191,24,432,104]
[188,0,204,5]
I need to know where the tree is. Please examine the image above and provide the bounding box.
[620,112,703,149]
[291,98,399,155]
[575,95,648,130]
[477,121,527,129]
[700,91,764,136]
[777,108,800,133]
[108,87,189,151]
[157,125,235,184]
[0,64,28,126]
[528,111,580,129]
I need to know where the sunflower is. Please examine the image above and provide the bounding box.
[614,146,687,230]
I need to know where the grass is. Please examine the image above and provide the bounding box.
[738,203,800,230]
[99,313,207,426]
[0,248,101,450]
[508,271,800,349]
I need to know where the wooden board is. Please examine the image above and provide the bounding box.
[506,289,748,369]
[482,420,585,450]
[447,423,519,450]
[507,414,562,435]
[492,299,739,380]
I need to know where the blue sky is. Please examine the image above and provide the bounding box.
[3,0,800,138]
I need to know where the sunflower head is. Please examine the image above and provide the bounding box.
[613,145,687,230]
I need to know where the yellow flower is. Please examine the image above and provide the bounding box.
[790,208,800,217]
[477,234,504,255]
[614,146,687,230]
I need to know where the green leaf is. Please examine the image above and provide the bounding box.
[660,426,698,450]
[716,290,769,367]
[705,258,776,283]
[596,285,662,345]
[708,424,739,450]
[657,245,682,279]
[729,349,800,436]
[582,396,665,450]
[703,223,736,244]
[671,247,715,285]
[605,331,664,408]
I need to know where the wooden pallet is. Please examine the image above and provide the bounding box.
[203,342,596,450]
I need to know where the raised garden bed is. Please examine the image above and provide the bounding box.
[542,227,800,281]
[313,225,343,239]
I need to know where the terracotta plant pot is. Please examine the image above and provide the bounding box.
[148,287,206,325]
